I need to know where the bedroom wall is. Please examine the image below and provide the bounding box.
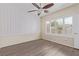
[0,4,40,48]
[41,4,79,47]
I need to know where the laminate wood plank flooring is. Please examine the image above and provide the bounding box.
[0,39,79,56]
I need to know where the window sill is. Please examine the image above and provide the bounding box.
[45,33,74,38]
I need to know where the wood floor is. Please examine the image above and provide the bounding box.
[0,39,79,56]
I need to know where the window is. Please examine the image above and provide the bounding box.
[55,18,63,33]
[64,17,72,25]
[51,20,56,33]
[64,16,72,34]
[46,21,51,33]
[46,16,73,34]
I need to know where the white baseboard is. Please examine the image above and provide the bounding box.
[42,34,74,48]
[0,33,40,48]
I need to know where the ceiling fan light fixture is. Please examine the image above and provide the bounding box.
[44,10,48,13]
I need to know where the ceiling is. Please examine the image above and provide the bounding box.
[28,3,75,17]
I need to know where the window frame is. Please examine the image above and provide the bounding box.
[45,16,73,35]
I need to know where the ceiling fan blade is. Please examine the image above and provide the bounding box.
[42,3,54,9]
[28,10,38,12]
[32,3,40,9]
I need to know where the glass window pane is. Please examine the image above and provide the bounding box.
[56,18,63,25]
[55,18,63,34]
[51,20,56,33]
[64,16,72,34]
[64,17,72,25]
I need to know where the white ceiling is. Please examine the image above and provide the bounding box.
[40,3,75,16]
[27,3,75,17]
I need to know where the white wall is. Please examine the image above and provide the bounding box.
[41,4,79,48]
[73,14,79,48]
[0,3,40,48]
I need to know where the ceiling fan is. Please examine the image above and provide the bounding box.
[28,3,54,16]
